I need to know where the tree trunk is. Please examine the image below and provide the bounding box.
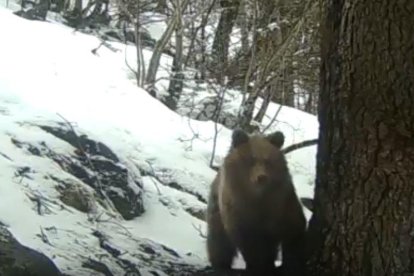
[184,0,216,73]
[236,0,258,131]
[307,1,414,276]
[145,0,189,89]
[134,17,146,87]
[237,85,260,132]
[239,0,250,54]
[282,60,294,107]
[304,89,313,114]
[254,84,273,123]
[165,0,184,110]
[74,0,82,14]
[200,21,207,81]
[211,0,240,82]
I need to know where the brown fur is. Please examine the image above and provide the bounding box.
[206,130,306,276]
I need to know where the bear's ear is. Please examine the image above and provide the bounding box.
[267,131,284,148]
[231,129,249,148]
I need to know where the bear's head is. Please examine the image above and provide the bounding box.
[224,129,288,195]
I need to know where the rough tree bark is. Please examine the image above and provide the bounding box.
[307,1,414,276]
[239,0,250,54]
[165,0,184,110]
[211,0,241,82]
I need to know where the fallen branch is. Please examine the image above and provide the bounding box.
[210,165,219,172]
[281,139,318,154]
[39,226,52,246]
[27,192,56,215]
[91,39,119,56]
[0,151,12,161]
[145,160,162,195]
[192,223,206,239]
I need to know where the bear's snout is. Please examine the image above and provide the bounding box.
[250,165,270,190]
[251,172,272,195]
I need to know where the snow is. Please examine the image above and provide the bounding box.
[0,5,318,275]
[142,12,168,41]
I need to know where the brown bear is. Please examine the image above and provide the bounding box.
[206,129,306,276]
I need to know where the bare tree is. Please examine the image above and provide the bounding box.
[116,0,152,87]
[184,0,217,71]
[237,0,318,131]
[145,0,190,92]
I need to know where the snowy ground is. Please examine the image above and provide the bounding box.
[0,5,318,275]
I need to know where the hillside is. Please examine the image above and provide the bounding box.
[0,6,318,276]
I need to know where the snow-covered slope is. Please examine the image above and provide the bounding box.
[0,6,318,275]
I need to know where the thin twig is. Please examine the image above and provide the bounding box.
[192,223,206,239]
[261,104,283,133]
[94,213,134,237]
[178,118,212,151]
[209,78,227,168]
[257,0,318,91]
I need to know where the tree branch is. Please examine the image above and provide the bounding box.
[281,139,318,154]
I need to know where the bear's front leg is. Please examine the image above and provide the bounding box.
[238,233,277,276]
[281,231,306,276]
[207,202,236,271]
[280,194,307,276]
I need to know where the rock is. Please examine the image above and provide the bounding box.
[13,7,48,21]
[81,259,114,276]
[11,125,145,220]
[0,224,62,276]
[40,125,145,220]
[178,95,238,129]
[4,123,221,275]
[40,126,119,162]
[56,178,94,213]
